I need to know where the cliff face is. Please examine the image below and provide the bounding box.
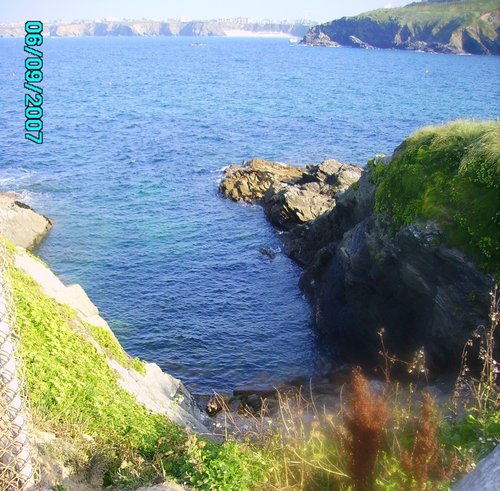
[293,165,493,370]
[302,0,500,55]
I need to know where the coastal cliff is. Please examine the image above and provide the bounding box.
[220,121,499,372]
[2,121,498,489]
[301,0,500,55]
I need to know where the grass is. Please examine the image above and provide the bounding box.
[374,120,500,278]
[351,0,500,38]
[354,1,500,25]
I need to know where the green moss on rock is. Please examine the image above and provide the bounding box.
[375,120,500,277]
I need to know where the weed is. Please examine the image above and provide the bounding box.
[344,369,388,491]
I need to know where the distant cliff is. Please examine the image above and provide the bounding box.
[0,20,311,38]
[301,0,500,55]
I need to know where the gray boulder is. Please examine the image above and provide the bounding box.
[453,445,500,490]
[0,194,52,249]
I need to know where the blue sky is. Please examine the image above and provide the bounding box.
[2,0,411,23]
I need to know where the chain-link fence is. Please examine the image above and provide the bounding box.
[0,241,35,490]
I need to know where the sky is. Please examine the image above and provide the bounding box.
[1,0,412,24]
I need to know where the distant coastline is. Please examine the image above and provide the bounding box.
[0,19,313,38]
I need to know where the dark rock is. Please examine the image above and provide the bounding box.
[220,150,495,376]
[327,364,356,384]
[245,394,262,412]
[260,398,279,416]
[288,376,310,388]
[312,383,342,395]
[298,165,494,371]
[259,247,277,260]
[228,397,242,413]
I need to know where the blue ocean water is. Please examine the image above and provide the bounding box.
[0,37,499,392]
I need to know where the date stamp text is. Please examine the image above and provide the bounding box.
[24,21,43,144]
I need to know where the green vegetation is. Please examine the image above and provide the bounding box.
[355,0,499,26]
[374,120,500,277]
[87,322,146,375]
[9,264,187,486]
[181,437,267,490]
[4,194,499,491]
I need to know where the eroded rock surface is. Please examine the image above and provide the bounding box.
[295,164,494,370]
[301,3,500,55]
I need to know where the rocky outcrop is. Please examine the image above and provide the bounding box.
[221,154,495,373]
[301,1,500,55]
[0,193,52,250]
[220,158,362,229]
[220,158,303,202]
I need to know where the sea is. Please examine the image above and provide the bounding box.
[0,37,499,392]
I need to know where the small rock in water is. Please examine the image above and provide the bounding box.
[259,247,277,259]
[233,387,276,398]
[228,397,242,413]
[261,397,279,416]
